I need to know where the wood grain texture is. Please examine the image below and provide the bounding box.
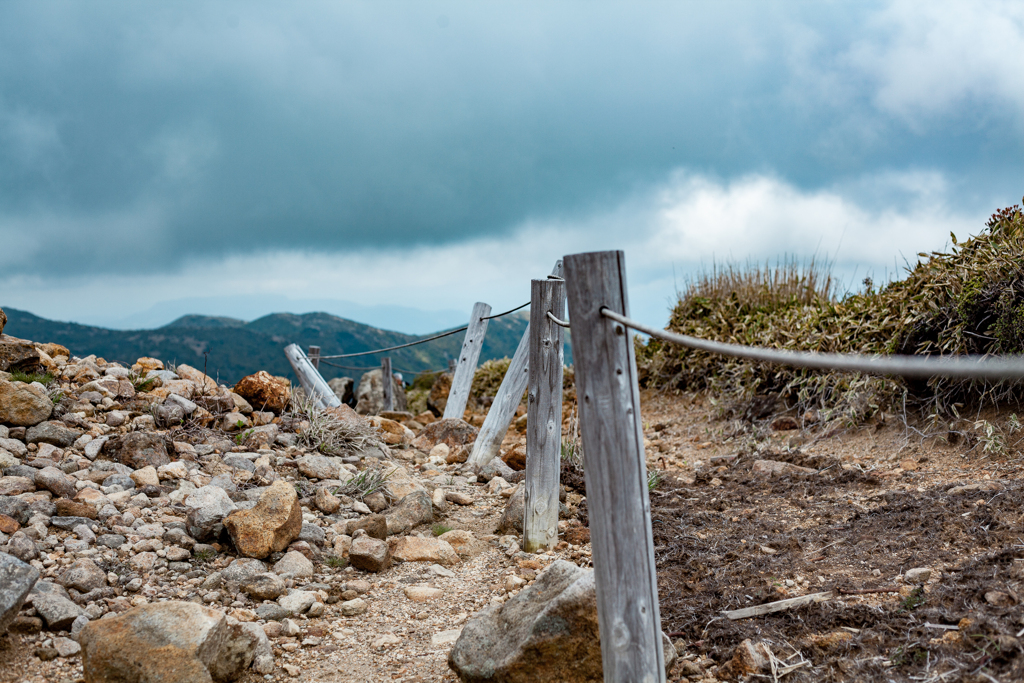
[284,343,342,410]
[381,357,393,412]
[523,278,565,552]
[563,251,665,683]
[308,346,320,370]
[443,302,492,420]
[467,260,564,469]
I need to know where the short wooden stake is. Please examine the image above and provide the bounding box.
[308,345,321,370]
[564,250,665,683]
[381,357,394,412]
[522,278,565,552]
[284,344,342,410]
[467,259,564,470]
[443,302,491,420]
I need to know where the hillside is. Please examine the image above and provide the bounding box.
[0,307,548,385]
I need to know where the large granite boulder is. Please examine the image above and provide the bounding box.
[79,601,258,683]
[448,560,677,682]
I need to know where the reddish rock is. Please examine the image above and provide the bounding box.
[54,499,98,520]
[233,371,291,415]
[501,444,527,471]
[223,481,302,559]
[0,513,19,534]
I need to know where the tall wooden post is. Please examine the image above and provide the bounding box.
[522,278,565,552]
[443,302,491,420]
[381,357,394,412]
[467,260,564,470]
[308,346,321,370]
[284,344,342,410]
[563,251,664,683]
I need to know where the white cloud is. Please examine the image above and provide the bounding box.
[1,169,988,332]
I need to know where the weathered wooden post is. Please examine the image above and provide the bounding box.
[443,302,491,420]
[563,251,665,682]
[522,277,565,552]
[284,344,342,410]
[467,260,564,470]
[308,345,321,370]
[448,359,457,374]
[381,357,394,412]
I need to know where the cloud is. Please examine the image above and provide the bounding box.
[2,169,989,332]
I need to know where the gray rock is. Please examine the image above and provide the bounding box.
[152,403,185,428]
[497,486,525,535]
[449,560,676,682]
[220,558,267,584]
[296,454,344,480]
[241,621,275,675]
[277,590,317,616]
[184,485,236,540]
[0,437,28,458]
[165,393,198,414]
[53,635,81,657]
[299,523,325,546]
[272,551,314,579]
[34,466,77,498]
[102,473,135,490]
[0,497,30,525]
[96,534,126,549]
[222,455,256,473]
[385,490,434,536]
[328,377,355,405]
[33,592,84,630]
[479,456,518,483]
[0,551,39,635]
[255,603,291,621]
[5,531,39,562]
[904,567,932,584]
[240,573,287,601]
[79,601,257,683]
[58,558,107,593]
[26,421,82,448]
[50,516,93,530]
[112,432,171,470]
[340,597,368,616]
[83,436,109,461]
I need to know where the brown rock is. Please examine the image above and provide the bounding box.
[314,487,340,514]
[446,445,470,465]
[770,415,799,431]
[233,371,291,414]
[348,530,392,572]
[726,639,770,676]
[0,337,42,374]
[174,364,219,394]
[223,480,302,559]
[411,418,478,452]
[0,513,19,534]
[113,433,171,470]
[501,444,527,471]
[0,380,53,427]
[0,307,5,336]
[133,357,164,372]
[79,601,257,683]
[54,499,98,519]
[346,513,387,540]
[370,417,412,446]
[415,411,437,425]
[391,537,459,565]
[426,373,452,417]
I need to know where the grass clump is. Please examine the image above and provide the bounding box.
[324,555,348,569]
[290,391,377,456]
[332,467,394,502]
[431,523,453,537]
[637,199,1024,419]
[9,370,54,385]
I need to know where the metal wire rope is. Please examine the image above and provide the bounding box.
[600,307,1024,381]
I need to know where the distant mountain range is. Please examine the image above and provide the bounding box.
[1,307,564,385]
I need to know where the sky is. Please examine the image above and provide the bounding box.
[1,1,1022,334]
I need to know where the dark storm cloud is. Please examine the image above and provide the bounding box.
[0,1,1021,275]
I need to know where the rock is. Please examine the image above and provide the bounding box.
[223,480,302,559]
[157,461,189,480]
[328,377,355,405]
[184,486,236,541]
[370,416,414,446]
[79,601,257,683]
[384,465,427,500]
[35,466,77,498]
[340,597,367,616]
[432,629,463,648]
[904,567,932,584]
[385,490,434,535]
[411,418,478,452]
[751,459,816,476]
[446,491,475,506]
[59,558,107,593]
[5,531,39,561]
[363,490,388,512]
[404,585,442,602]
[241,573,286,601]
[431,487,449,512]
[33,592,84,631]
[221,412,250,432]
[501,444,527,471]
[0,436,28,457]
[392,537,460,565]
[220,558,267,585]
[426,373,453,416]
[0,307,5,335]
[438,530,475,554]
[497,486,525,535]
[272,551,314,579]
[54,499,98,519]
[449,560,677,682]
[726,639,770,676]
[1,551,39,635]
[354,368,408,415]
[0,497,28,525]
[0,338,42,374]
[0,475,35,496]
[346,513,388,540]
[278,590,317,615]
[0,380,53,426]
[296,454,344,480]
[348,530,392,572]
[26,421,81,448]
[53,635,81,657]
[314,487,341,514]
[770,416,800,431]
[0,513,18,533]
[112,432,171,470]
[233,371,291,414]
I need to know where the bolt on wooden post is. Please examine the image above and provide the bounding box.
[522,277,565,552]
[563,251,665,683]
[381,357,394,412]
[444,302,491,420]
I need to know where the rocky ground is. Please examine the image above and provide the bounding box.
[2,319,1023,682]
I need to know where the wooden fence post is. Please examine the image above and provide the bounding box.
[563,251,665,683]
[467,260,564,470]
[308,346,320,370]
[284,344,342,410]
[443,302,491,420]
[381,357,394,412]
[522,278,565,552]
